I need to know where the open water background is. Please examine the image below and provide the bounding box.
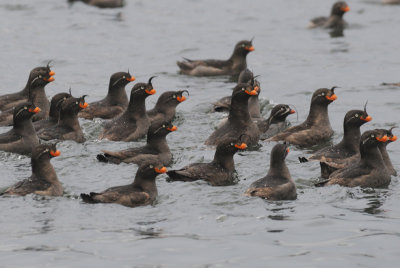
[0,0,399,267]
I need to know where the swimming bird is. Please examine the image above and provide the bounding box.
[167,136,247,186]
[308,1,350,29]
[376,127,397,176]
[78,71,135,120]
[0,63,54,111]
[177,40,254,77]
[267,87,337,147]
[205,81,260,146]
[68,0,125,8]
[99,77,156,142]
[299,105,372,178]
[80,160,167,208]
[33,92,71,132]
[258,104,295,140]
[1,144,62,196]
[318,129,391,188]
[245,143,296,200]
[37,95,88,143]
[147,90,188,126]
[0,102,40,155]
[0,64,54,126]
[212,69,261,119]
[97,121,177,166]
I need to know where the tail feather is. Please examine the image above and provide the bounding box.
[96,153,122,164]
[80,193,99,203]
[298,157,308,163]
[176,60,193,71]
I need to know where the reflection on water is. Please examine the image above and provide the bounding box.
[329,28,345,38]
[1,0,400,266]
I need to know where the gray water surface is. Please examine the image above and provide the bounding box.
[1,0,400,267]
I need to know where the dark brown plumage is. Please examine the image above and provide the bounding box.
[0,102,40,155]
[212,69,261,119]
[167,136,247,186]
[177,40,254,76]
[308,1,350,29]
[37,95,88,143]
[318,129,391,188]
[97,121,177,165]
[245,143,296,200]
[267,87,337,147]
[80,160,167,208]
[99,77,156,142]
[68,0,125,8]
[0,65,54,126]
[78,71,135,120]
[299,107,372,178]
[1,144,62,196]
[377,128,397,176]
[258,104,295,139]
[205,82,260,146]
[147,90,188,126]
[33,92,71,131]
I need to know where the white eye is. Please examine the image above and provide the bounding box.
[45,149,49,152]
[162,124,165,128]
[355,114,358,117]
[149,165,153,168]
[241,44,245,47]
[24,106,27,109]
[321,93,325,96]
[38,75,42,78]
[371,135,375,138]
[76,101,78,104]
[122,76,125,79]
[173,95,176,98]
[230,143,234,146]
[141,86,144,90]
[241,88,245,91]
[280,107,284,110]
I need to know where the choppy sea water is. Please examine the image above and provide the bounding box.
[0,0,399,267]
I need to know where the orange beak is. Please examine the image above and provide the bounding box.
[290,109,296,114]
[167,126,177,132]
[50,150,61,157]
[44,76,55,82]
[376,135,388,142]
[286,148,290,153]
[176,96,186,102]
[234,143,247,150]
[253,86,260,92]
[245,89,258,96]
[49,71,55,76]
[325,94,337,101]
[155,166,167,173]
[245,46,255,51]
[360,115,372,122]
[341,6,350,12]
[79,102,89,109]
[145,89,156,95]
[126,76,136,82]
[390,135,397,142]
[29,107,41,113]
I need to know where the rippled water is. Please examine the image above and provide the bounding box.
[1,0,400,267]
